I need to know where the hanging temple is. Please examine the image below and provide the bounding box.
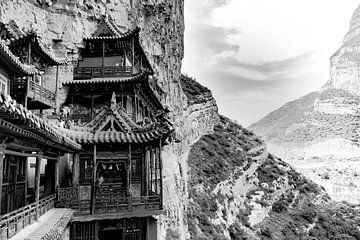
[0,15,173,240]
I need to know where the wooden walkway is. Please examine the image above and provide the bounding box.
[9,208,73,240]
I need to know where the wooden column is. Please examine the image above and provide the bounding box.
[159,138,163,207]
[34,152,42,220]
[128,144,132,211]
[24,155,28,205]
[54,65,59,113]
[144,147,149,196]
[55,156,60,192]
[0,144,6,216]
[154,147,158,194]
[90,145,97,214]
[72,153,80,187]
[132,37,135,74]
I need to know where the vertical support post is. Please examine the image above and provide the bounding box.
[55,156,60,192]
[91,145,97,214]
[72,153,80,187]
[144,147,149,196]
[91,93,94,119]
[132,37,135,74]
[154,148,158,194]
[24,77,29,108]
[35,152,42,220]
[128,144,132,211]
[24,155,28,205]
[0,144,6,215]
[102,41,105,76]
[149,149,154,194]
[159,138,163,207]
[54,65,59,113]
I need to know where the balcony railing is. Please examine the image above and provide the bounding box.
[11,78,56,109]
[0,194,55,240]
[56,187,161,216]
[73,66,133,79]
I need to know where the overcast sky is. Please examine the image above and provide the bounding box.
[182,0,359,126]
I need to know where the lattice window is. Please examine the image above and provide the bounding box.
[71,221,97,240]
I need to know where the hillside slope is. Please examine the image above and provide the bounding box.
[182,76,360,240]
[250,4,360,205]
[188,115,360,240]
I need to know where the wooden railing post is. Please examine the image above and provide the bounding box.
[34,152,42,220]
[0,144,6,216]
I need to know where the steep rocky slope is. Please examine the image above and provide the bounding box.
[250,4,360,205]
[182,76,360,240]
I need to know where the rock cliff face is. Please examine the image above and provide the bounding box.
[250,4,360,205]
[0,1,196,239]
[4,1,360,240]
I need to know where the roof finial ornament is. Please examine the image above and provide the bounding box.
[111,92,117,110]
[105,7,109,21]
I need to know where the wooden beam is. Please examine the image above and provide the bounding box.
[0,144,6,215]
[34,151,42,220]
[90,145,97,214]
[72,153,80,187]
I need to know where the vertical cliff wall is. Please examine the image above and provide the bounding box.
[0,1,213,239]
[329,5,360,94]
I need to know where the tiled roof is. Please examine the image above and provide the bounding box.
[0,93,81,151]
[85,27,140,41]
[62,70,149,85]
[0,39,39,75]
[60,128,167,144]
[9,32,67,65]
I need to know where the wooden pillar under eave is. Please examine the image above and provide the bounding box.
[90,145,97,214]
[128,144,132,212]
[0,144,6,216]
[34,152,42,220]
[72,153,80,187]
[55,156,60,192]
[144,147,149,196]
[159,138,163,208]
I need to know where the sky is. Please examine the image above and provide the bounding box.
[182,0,360,127]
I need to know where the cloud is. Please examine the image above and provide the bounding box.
[182,0,359,126]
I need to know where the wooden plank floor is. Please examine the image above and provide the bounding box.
[9,208,73,240]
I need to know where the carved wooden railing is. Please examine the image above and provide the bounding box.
[74,66,133,79]
[11,78,56,108]
[0,194,56,240]
[56,187,161,215]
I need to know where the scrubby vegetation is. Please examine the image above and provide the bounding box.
[180,74,214,104]
[187,115,360,240]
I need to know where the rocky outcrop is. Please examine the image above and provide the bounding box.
[329,5,360,94]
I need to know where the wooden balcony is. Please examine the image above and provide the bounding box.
[73,66,133,79]
[11,78,56,110]
[0,194,55,240]
[55,187,161,217]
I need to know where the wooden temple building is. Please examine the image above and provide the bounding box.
[0,15,171,240]
[54,15,171,240]
[0,21,80,240]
